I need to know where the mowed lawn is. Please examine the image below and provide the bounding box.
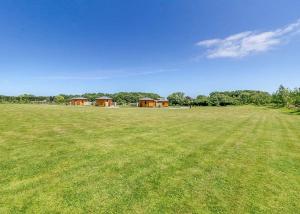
[0,105,299,213]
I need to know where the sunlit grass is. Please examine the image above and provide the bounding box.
[0,104,299,213]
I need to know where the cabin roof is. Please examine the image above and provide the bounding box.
[96,96,112,100]
[71,97,88,100]
[156,98,168,102]
[139,97,155,101]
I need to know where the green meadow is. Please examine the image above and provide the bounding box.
[0,104,299,213]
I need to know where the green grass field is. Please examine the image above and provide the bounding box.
[0,105,299,213]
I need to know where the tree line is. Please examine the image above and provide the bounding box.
[0,92,160,105]
[0,85,299,108]
[167,85,300,108]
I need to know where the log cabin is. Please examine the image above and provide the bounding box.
[70,97,88,106]
[139,97,156,107]
[95,96,113,107]
[156,98,169,107]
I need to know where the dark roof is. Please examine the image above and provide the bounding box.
[71,97,88,100]
[156,98,168,102]
[96,96,112,100]
[139,97,155,101]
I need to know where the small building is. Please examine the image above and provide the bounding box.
[139,97,156,107]
[95,96,113,107]
[70,97,88,106]
[156,98,169,107]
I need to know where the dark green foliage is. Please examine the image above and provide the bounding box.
[292,88,300,107]
[272,85,291,107]
[237,92,252,104]
[184,96,193,106]
[193,95,209,106]
[208,93,237,106]
[207,90,272,106]
[249,92,272,105]
[272,86,300,108]
[167,93,196,106]
[0,94,54,104]
[294,96,300,107]
[167,92,186,105]
[112,92,160,105]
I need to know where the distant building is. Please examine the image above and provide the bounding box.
[156,98,169,107]
[70,97,88,106]
[95,96,113,107]
[139,97,156,107]
[139,97,169,108]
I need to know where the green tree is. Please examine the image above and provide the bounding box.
[294,96,300,107]
[209,93,237,106]
[167,92,186,106]
[273,85,291,107]
[250,92,271,105]
[194,95,209,106]
[54,95,65,104]
[18,94,34,103]
[184,96,193,106]
[238,92,251,104]
[291,88,300,107]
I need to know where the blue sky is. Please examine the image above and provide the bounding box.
[0,0,300,96]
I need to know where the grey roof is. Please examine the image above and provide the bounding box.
[139,97,155,101]
[71,97,88,100]
[156,98,168,102]
[96,96,112,100]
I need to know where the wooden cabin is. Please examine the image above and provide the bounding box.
[70,97,88,106]
[139,97,156,107]
[95,96,113,107]
[156,98,169,107]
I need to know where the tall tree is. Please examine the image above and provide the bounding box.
[194,95,209,106]
[167,92,186,106]
[273,85,291,107]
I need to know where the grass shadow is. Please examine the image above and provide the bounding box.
[288,110,300,115]
[265,105,300,115]
[265,105,283,110]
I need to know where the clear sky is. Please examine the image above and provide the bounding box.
[0,0,300,96]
